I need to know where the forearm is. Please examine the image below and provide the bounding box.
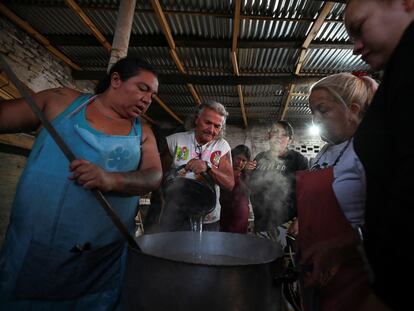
[110,167,162,196]
[209,166,234,191]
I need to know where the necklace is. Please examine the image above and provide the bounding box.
[194,134,213,160]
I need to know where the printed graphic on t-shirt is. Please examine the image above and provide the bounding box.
[175,146,189,161]
[256,160,286,172]
[210,151,222,166]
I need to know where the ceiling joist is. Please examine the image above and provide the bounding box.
[153,95,183,125]
[279,1,334,121]
[150,0,201,106]
[64,0,111,53]
[231,0,247,128]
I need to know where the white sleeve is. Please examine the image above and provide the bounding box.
[221,140,231,157]
[219,140,232,166]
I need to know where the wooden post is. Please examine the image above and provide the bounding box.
[107,0,137,72]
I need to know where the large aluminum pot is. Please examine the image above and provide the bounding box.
[121,231,284,311]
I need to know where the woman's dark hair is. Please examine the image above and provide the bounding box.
[232,145,251,161]
[95,57,159,94]
[275,120,294,139]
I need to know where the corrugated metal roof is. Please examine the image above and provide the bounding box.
[302,48,369,74]
[1,0,371,129]
[238,48,298,73]
[178,47,232,75]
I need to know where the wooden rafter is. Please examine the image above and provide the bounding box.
[0,3,81,71]
[277,84,295,120]
[0,133,34,150]
[149,0,176,50]
[153,95,183,125]
[0,71,20,99]
[231,0,247,128]
[63,0,175,126]
[0,73,35,151]
[150,0,202,106]
[141,114,158,126]
[64,0,112,53]
[278,1,334,121]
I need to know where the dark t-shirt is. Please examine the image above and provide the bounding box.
[248,149,308,232]
[353,21,414,311]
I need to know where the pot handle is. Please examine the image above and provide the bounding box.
[175,164,216,193]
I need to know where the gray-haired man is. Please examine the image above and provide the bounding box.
[160,100,234,231]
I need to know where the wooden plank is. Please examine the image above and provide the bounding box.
[281,2,334,120]
[237,85,248,128]
[232,0,241,52]
[64,0,112,52]
[0,134,34,150]
[187,84,201,105]
[153,95,183,124]
[150,0,176,50]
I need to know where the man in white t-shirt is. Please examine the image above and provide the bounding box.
[160,100,234,231]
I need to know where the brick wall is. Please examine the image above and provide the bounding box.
[0,16,93,92]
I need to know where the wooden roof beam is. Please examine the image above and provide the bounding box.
[231,0,241,53]
[64,0,112,53]
[141,114,158,126]
[149,0,176,51]
[153,95,184,125]
[231,0,247,128]
[296,2,335,75]
[279,1,334,121]
[0,74,35,152]
[150,0,202,106]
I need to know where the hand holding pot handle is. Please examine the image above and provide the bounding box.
[185,158,210,174]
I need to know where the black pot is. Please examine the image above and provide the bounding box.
[160,166,217,231]
[121,231,284,311]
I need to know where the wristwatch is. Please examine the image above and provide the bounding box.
[205,161,212,172]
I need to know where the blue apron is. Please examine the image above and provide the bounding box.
[0,94,141,310]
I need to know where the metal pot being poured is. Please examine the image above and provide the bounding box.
[161,165,217,230]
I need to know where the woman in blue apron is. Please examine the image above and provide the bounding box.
[0,57,162,310]
[291,73,378,311]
